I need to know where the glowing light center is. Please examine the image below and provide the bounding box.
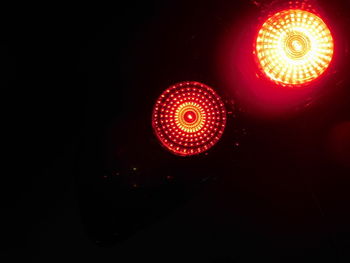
[293,41,301,51]
[284,31,311,59]
[183,110,197,123]
[175,102,205,133]
[292,40,302,52]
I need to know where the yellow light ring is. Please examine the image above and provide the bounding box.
[175,102,206,133]
[256,9,334,86]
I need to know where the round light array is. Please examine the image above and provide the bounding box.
[152,81,227,156]
[255,9,334,86]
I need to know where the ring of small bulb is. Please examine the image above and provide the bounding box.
[152,81,227,156]
[176,102,205,132]
[255,9,334,86]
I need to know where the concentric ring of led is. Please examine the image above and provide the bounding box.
[152,81,227,156]
[255,9,334,86]
[176,102,205,133]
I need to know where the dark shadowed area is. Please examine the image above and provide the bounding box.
[3,1,350,262]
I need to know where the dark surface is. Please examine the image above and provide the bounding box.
[3,1,350,262]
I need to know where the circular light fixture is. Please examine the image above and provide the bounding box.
[152,81,227,156]
[255,9,334,86]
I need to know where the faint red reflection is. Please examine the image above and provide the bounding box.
[329,121,350,167]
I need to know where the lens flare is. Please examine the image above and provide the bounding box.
[152,81,227,156]
[255,9,334,86]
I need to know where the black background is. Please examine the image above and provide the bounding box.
[2,0,350,262]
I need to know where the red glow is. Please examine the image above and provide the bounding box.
[216,2,339,118]
[329,121,350,167]
[152,81,227,156]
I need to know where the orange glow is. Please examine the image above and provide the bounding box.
[152,81,227,156]
[176,102,205,133]
[255,9,334,86]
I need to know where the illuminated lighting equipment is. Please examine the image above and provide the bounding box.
[255,9,334,86]
[152,81,227,156]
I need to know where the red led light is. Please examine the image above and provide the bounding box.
[152,81,227,156]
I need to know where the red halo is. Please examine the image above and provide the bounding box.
[152,81,227,156]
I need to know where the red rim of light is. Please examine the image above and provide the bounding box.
[152,81,227,156]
